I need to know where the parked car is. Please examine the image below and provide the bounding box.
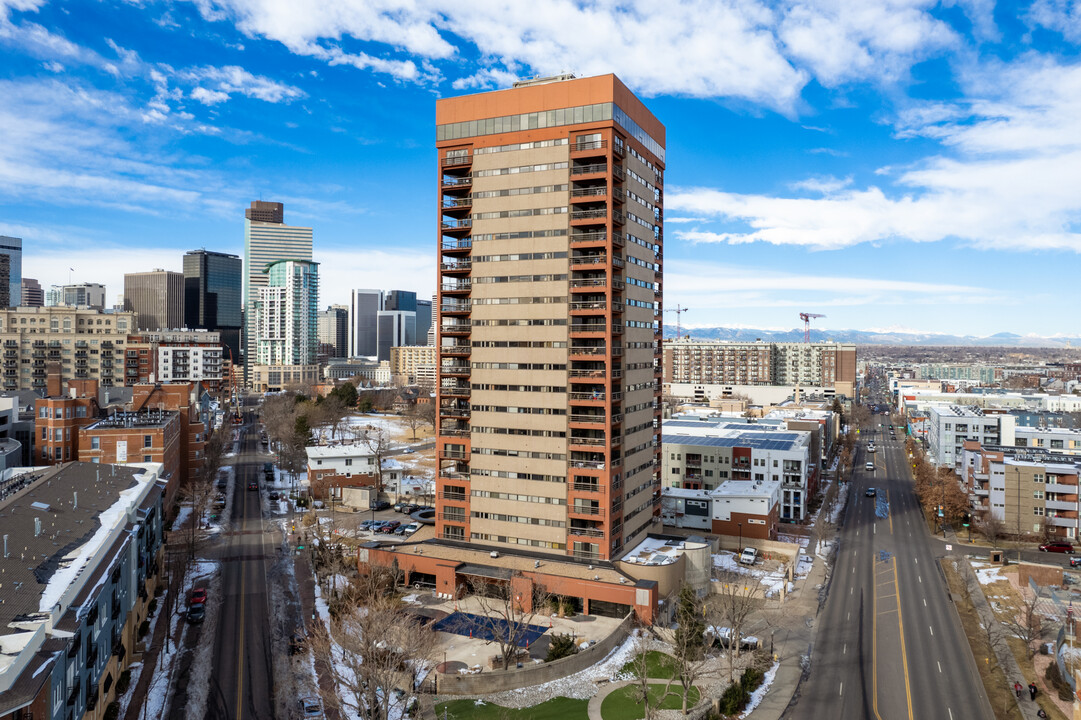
[380,520,402,534]
[369,520,390,532]
[190,587,208,605]
[865,487,877,497]
[400,503,420,515]
[359,519,376,531]
[263,462,274,474]
[298,696,324,719]
[369,500,391,511]
[708,626,758,650]
[393,501,408,513]
[1070,556,1081,568]
[399,522,421,536]
[187,603,206,624]
[1040,542,1074,553]
[739,547,758,565]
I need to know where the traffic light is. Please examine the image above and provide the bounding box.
[962,512,971,527]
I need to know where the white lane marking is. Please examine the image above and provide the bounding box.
[929,625,934,636]
[843,643,847,655]
[874,524,876,535]
[851,587,854,595]
[857,530,860,537]
[918,575,922,583]
[839,682,843,696]
[852,567,855,574]
[914,557,918,564]
[847,612,851,621]
[948,708,953,720]
[923,598,927,607]
[938,661,942,673]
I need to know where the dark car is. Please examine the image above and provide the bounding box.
[369,500,391,511]
[1040,542,1074,553]
[247,481,258,491]
[400,503,420,515]
[187,603,206,624]
[380,520,401,534]
[263,462,274,474]
[1070,556,1081,568]
[865,488,877,497]
[359,519,376,531]
[393,501,408,513]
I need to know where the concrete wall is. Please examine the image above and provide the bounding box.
[436,613,634,695]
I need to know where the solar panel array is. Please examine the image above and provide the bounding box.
[663,432,802,451]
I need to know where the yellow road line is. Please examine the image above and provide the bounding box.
[887,488,893,534]
[893,558,914,720]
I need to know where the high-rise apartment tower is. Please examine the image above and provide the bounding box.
[20,277,43,307]
[435,74,665,562]
[0,236,21,307]
[243,201,312,378]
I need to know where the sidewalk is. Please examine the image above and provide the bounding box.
[746,551,827,719]
[123,598,172,720]
[294,550,342,720]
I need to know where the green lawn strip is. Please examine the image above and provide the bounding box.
[600,683,701,720]
[436,696,589,720]
[618,651,678,679]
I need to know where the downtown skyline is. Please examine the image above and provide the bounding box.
[2,0,1080,336]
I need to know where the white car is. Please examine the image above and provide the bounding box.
[739,547,758,565]
[865,462,875,471]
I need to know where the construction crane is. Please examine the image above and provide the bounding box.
[799,312,825,343]
[665,305,689,340]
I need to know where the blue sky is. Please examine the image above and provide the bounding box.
[1,0,1079,337]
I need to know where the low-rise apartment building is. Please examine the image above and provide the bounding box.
[304,444,404,500]
[925,404,1017,468]
[962,442,1081,540]
[662,418,815,521]
[0,463,165,720]
[661,478,781,539]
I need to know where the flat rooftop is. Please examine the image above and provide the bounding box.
[84,409,177,430]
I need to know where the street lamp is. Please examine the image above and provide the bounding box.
[738,522,743,550]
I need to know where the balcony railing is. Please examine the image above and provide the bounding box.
[571,164,607,176]
[442,197,473,208]
[570,231,607,245]
[441,238,472,251]
[440,512,468,522]
[570,255,608,266]
[441,282,472,292]
[441,175,472,187]
[569,504,604,517]
[441,260,472,272]
[570,323,606,333]
[441,218,472,230]
[441,428,470,437]
[570,391,606,401]
[441,385,471,397]
[570,347,606,356]
[570,436,606,446]
[440,365,471,376]
[571,481,604,493]
[440,407,471,418]
[441,321,471,333]
[570,300,607,311]
[570,278,607,289]
[442,154,472,166]
[572,139,607,152]
[570,186,608,198]
[440,492,468,501]
[567,526,606,538]
[571,209,608,221]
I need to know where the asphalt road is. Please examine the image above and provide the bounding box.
[206,407,276,720]
[789,417,992,720]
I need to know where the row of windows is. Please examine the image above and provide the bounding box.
[474,162,568,177]
[471,469,566,482]
[471,362,567,370]
[471,296,568,305]
[472,426,566,438]
[472,405,566,415]
[472,383,567,393]
[473,274,567,283]
[471,319,567,327]
[472,185,569,200]
[473,229,567,241]
[472,490,566,503]
[474,138,569,154]
[471,447,566,460]
[472,340,566,348]
[471,512,565,527]
[469,532,566,550]
[473,251,568,262]
[473,207,567,220]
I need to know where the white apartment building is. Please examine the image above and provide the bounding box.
[925,403,1017,468]
[662,418,814,521]
[157,345,223,384]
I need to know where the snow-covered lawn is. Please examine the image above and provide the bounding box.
[713,552,792,598]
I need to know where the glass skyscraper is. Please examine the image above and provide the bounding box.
[183,249,243,363]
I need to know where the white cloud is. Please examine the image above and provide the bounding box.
[669,54,1081,253]
[1027,0,1081,43]
[315,247,435,306]
[184,64,305,104]
[789,175,852,194]
[22,244,184,301]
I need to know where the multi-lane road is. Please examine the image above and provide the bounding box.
[789,416,993,720]
[205,405,276,720]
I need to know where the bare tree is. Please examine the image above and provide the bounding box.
[314,394,349,442]
[708,570,763,683]
[311,567,437,720]
[671,585,711,715]
[175,475,215,560]
[417,401,436,433]
[403,402,424,442]
[361,427,392,495]
[1002,586,1046,658]
[468,575,550,670]
[979,513,1007,548]
[628,632,675,720]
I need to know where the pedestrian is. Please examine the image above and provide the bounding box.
[1029,682,1038,701]
[1014,681,1023,698]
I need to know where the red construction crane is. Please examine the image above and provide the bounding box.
[665,305,689,340]
[799,312,825,343]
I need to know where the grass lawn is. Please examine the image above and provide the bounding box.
[619,651,678,679]
[600,683,701,720]
[436,697,589,720]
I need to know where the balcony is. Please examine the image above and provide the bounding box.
[441,218,472,233]
[570,300,607,313]
[441,321,471,335]
[441,281,472,294]
[571,481,604,493]
[441,260,472,273]
[440,512,469,523]
[570,254,608,268]
[569,346,606,358]
[570,390,607,402]
[440,491,468,502]
[571,208,609,222]
[571,139,608,153]
[570,231,607,247]
[570,278,607,290]
[442,154,472,167]
[1048,515,1079,528]
[570,186,608,200]
[441,174,473,189]
[567,525,606,538]
[1046,499,1078,511]
[440,406,471,419]
[440,344,471,357]
[441,384,471,398]
[570,322,606,334]
[569,504,605,518]
[1047,482,1078,494]
[571,163,607,177]
[440,302,471,315]
[441,427,470,437]
[442,197,473,212]
[438,448,467,460]
[441,238,472,252]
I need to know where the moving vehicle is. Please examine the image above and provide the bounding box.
[865,487,877,497]
[1040,541,1074,553]
[739,547,758,565]
[247,481,258,491]
[1070,556,1081,568]
[187,603,206,624]
[865,462,875,472]
[867,443,876,453]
